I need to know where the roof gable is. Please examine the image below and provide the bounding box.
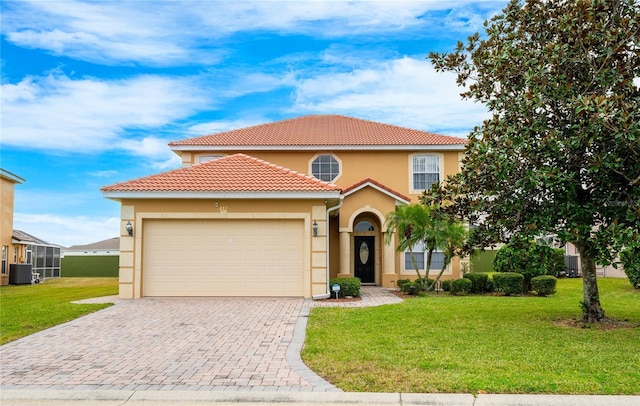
[101,153,341,198]
[169,115,466,150]
[342,178,411,204]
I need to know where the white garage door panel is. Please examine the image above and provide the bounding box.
[143,219,304,297]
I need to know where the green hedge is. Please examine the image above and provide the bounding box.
[494,236,565,291]
[329,277,361,297]
[531,275,557,296]
[493,272,524,296]
[451,278,472,295]
[61,256,119,277]
[396,279,411,291]
[465,272,489,293]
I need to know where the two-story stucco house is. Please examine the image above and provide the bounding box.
[102,115,467,299]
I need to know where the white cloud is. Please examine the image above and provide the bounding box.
[291,56,488,135]
[2,0,507,66]
[117,137,183,170]
[13,212,120,248]
[1,73,209,159]
[187,117,271,136]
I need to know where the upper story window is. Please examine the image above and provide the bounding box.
[412,154,440,191]
[197,155,223,164]
[311,154,340,182]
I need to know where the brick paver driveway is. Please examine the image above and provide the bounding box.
[0,297,336,392]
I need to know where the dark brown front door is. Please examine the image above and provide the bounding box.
[354,236,375,283]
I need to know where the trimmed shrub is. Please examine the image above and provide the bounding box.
[621,247,640,289]
[403,281,421,295]
[396,279,411,291]
[531,275,557,296]
[465,272,489,293]
[493,273,524,296]
[329,277,361,297]
[441,280,452,292]
[485,278,495,293]
[451,278,472,295]
[494,235,564,292]
[423,278,438,291]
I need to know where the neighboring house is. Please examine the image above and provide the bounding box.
[1,168,26,286]
[564,242,626,278]
[12,230,62,280]
[62,237,120,277]
[102,114,467,299]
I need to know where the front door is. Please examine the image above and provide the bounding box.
[354,236,375,283]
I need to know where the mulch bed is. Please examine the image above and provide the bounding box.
[553,318,639,330]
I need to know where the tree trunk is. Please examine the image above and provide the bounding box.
[575,242,606,323]
[426,256,451,292]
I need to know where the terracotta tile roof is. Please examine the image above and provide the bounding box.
[342,178,411,203]
[101,154,341,193]
[169,115,466,148]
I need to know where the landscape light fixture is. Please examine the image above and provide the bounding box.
[312,220,318,237]
[125,221,133,237]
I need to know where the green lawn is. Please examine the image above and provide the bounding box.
[302,278,640,395]
[0,277,118,345]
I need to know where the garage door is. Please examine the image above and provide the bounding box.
[142,219,304,297]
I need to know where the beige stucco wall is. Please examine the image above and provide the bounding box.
[0,178,15,285]
[1,177,16,285]
[116,198,329,299]
[120,147,465,296]
[182,148,464,287]
[188,150,462,201]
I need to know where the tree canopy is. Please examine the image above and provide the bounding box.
[428,0,640,322]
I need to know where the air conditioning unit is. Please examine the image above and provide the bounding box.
[9,264,33,284]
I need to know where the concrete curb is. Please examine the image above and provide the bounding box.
[285,299,341,391]
[1,390,638,406]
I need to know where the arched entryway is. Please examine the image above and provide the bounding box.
[352,215,380,284]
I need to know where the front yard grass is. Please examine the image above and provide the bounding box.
[302,278,640,394]
[0,277,118,345]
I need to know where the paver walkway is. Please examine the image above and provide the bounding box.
[0,287,402,392]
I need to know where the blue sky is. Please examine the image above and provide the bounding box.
[1,0,507,247]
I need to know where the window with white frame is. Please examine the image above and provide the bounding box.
[404,241,445,272]
[412,154,440,191]
[311,154,340,182]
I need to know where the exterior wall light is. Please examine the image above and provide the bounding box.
[125,221,134,237]
[312,220,318,237]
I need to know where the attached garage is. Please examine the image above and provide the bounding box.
[102,153,342,299]
[142,219,304,297]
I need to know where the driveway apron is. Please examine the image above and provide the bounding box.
[0,297,336,392]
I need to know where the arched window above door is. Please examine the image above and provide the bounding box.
[354,220,375,232]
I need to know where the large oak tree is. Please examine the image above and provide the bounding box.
[429,0,639,322]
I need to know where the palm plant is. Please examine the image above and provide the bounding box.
[385,204,446,289]
[385,203,468,292]
[428,220,468,292]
